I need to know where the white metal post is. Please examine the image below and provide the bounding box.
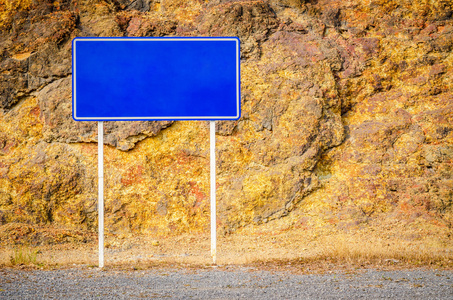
[98,121,104,268]
[210,121,216,264]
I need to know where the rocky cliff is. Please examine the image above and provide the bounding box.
[0,0,452,240]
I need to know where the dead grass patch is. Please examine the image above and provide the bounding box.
[313,234,453,267]
[1,225,452,271]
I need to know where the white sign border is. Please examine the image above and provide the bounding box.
[72,37,241,121]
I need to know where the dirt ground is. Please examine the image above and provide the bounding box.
[1,221,452,272]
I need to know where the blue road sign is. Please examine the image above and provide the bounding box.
[72,37,240,121]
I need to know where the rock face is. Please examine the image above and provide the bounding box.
[0,0,451,237]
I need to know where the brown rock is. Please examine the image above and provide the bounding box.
[198,1,279,58]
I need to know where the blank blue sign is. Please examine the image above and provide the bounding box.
[72,37,240,121]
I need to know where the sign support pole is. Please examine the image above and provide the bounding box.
[210,121,216,264]
[98,121,105,268]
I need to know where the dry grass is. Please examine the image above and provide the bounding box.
[1,227,452,271]
[311,234,452,267]
[6,246,39,266]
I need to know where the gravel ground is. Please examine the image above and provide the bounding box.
[0,267,452,299]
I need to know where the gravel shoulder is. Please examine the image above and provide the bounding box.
[1,267,452,299]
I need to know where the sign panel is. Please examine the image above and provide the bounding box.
[72,37,240,121]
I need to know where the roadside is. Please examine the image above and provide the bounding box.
[1,222,452,272]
